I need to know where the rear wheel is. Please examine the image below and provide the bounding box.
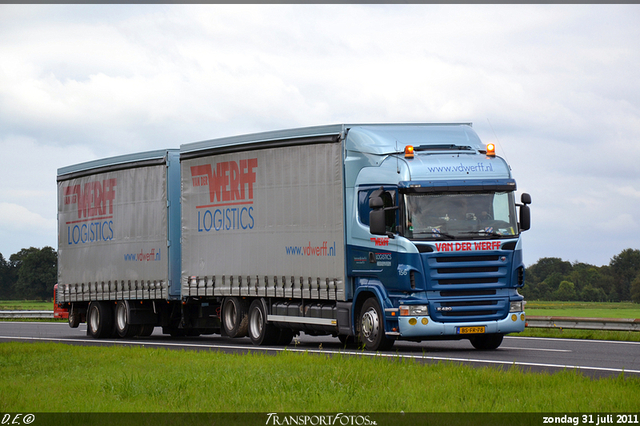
[470,333,504,350]
[68,304,80,328]
[136,324,155,337]
[276,328,295,346]
[357,297,394,351]
[115,300,141,338]
[87,302,114,338]
[222,297,249,338]
[248,299,279,346]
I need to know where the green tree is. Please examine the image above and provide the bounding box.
[554,281,577,301]
[609,249,640,301]
[580,284,606,302]
[526,257,573,287]
[631,274,640,304]
[10,247,57,300]
[0,253,13,298]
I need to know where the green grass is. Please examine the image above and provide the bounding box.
[516,327,640,342]
[0,300,53,310]
[525,301,640,319]
[0,342,639,413]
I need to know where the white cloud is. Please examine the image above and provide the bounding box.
[0,4,639,266]
[0,203,55,231]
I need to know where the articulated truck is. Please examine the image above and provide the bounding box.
[56,123,531,350]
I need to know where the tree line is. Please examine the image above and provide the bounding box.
[522,248,640,303]
[1,246,640,303]
[0,247,57,301]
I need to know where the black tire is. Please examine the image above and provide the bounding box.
[357,297,394,351]
[470,333,504,350]
[276,327,295,346]
[87,302,114,339]
[248,299,279,346]
[68,304,80,328]
[115,300,141,338]
[222,297,249,338]
[338,334,356,347]
[136,324,155,337]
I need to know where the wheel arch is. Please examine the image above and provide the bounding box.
[352,279,391,329]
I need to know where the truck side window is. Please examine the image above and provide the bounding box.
[358,186,397,227]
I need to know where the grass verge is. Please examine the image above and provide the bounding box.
[515,328,640,342]
[0,300,53,310]
[525,301,640,319]
[1,342,639,413]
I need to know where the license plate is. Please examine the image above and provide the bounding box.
[457,326,485,334]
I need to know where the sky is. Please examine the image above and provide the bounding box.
[1,4,639,267]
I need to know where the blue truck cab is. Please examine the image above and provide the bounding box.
[343,123,531,350]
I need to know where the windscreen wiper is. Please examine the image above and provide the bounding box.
[413,230,456,240]
[462,230,505,238]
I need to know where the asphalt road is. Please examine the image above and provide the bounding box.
[2,321,640,378]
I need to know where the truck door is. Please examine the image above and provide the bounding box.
[349,186,399,287]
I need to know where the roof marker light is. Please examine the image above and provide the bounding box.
[404,145,414,159]
[486,143,496,157]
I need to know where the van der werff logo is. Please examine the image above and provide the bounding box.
[64,178,117,245]
[190,158,258,233]
[265,413,377,426]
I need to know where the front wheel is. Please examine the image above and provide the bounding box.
[357,297,394,351]
[470,333,504,350]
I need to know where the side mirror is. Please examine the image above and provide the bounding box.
[370,210,387,235]
[368,187,398,236]
[369,195,384,209]
[519,193,531,231]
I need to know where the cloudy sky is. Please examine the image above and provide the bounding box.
[1,4,639,267]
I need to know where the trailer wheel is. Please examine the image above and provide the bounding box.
[248,299,279,346]
[222,297,249,338]
[87,302,114,339]
[115,301,141,338]
[136,324,155,337]
[276,328,294,346]
[68,304,80,328]
[357,297,394,351]
[470,333,503,350]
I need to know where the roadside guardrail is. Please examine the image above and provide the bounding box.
[525,316,640,332]
[1,311,639,332]
[0,310,54,319]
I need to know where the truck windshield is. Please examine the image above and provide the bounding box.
[403,191,519,240]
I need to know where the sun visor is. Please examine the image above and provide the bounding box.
[399,179,517,193]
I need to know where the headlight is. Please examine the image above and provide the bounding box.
[399,305,429,316]
[509,301,524,312]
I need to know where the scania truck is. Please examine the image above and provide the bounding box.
[56,123,531,350]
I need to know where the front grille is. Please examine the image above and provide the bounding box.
[439,277,498,285]
[436,255,499,263]
[439,289,496,297]
[425,252,511,322]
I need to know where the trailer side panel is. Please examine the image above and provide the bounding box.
[181,142,346,301]
[57,156,174,302]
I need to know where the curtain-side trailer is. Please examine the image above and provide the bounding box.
[55,149,208,338]
[57,123,531,350]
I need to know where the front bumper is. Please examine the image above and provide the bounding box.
[397,312,525,338]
